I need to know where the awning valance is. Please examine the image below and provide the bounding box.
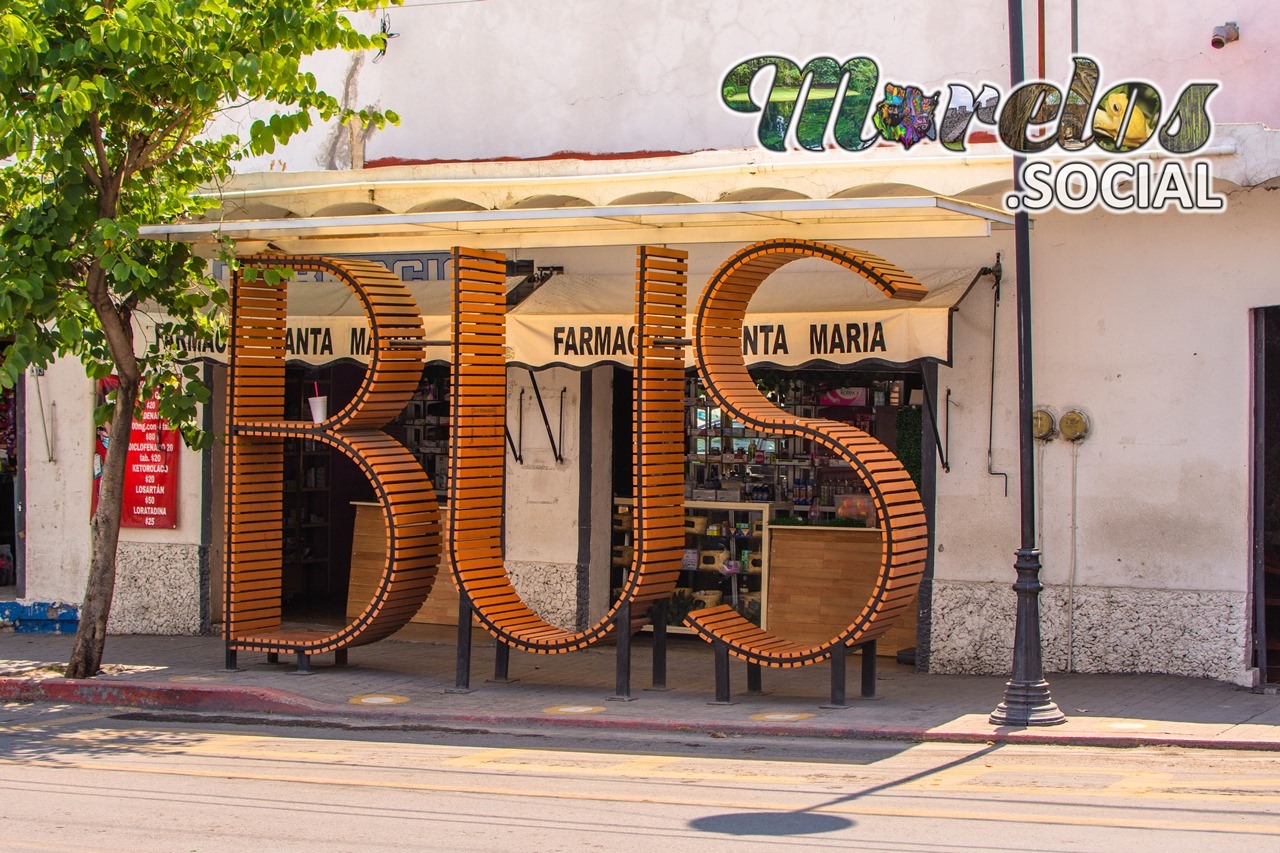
[505,268,979,369]
[140,255,978,370]
[135,271,524,367]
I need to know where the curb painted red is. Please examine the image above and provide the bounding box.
[3,676,1276,752]
[0,677,333,716]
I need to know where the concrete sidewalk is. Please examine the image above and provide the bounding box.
[2,629,1278,750]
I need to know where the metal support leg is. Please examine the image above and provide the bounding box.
[292,651,312,675]
[648,600,669,691]
[334,648,349,668]
[448,595,474,693]
[710,639,735,705]
[224,648,238,671]
[822,642,848,709]
[490,642,515,683]
[609,599,635,701]
[746,662,763,695]
[860,640,877,698]
[266,652,279,665]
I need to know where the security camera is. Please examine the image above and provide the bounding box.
[1211,22,1239,49]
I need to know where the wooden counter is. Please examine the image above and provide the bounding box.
[346,502,460,627]
[766,525,917,656]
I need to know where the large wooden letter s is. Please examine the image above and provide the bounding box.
[225,256,441,665]
[686,239,930,664]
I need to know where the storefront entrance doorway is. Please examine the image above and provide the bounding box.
[1254,307,1280,684]
[276,361,450,626]
[609,363,928,659]
[0,340,20,595]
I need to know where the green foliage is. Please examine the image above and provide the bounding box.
[667,588,698,624]
[896,405,923,490]
[0,0,399,449]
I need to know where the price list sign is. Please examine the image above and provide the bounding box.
[121,395,179,528]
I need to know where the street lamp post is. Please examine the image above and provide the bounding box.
[989,0,1066,727]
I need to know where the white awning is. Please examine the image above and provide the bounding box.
[140,195,1012,254]
[506,267,980,369]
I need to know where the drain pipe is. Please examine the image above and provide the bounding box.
[989,0,1066,727]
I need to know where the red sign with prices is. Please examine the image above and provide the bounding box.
[121,395,179,528]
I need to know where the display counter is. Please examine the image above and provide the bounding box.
[346,501,459,627]
[766,525,917,656]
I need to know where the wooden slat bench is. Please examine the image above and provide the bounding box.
[684,239,930,705]
[445,246,686,696]
[224,256,442,672]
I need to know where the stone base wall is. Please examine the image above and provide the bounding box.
[107,543,203,635]
[506,560,589,631]
[928,581,1250,685]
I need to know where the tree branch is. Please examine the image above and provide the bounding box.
[84,262,139,383]
[134,109,198,172]
[81,153,104,194]
[86,113,113,190]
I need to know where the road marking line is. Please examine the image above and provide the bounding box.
[608,756,682,775]
[0,712,110,733]
[25,732,1280,803]
[442,748,529,768]
[2,757,1277,835]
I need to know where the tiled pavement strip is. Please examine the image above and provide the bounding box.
[2,629,1279,749]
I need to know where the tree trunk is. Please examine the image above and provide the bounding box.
[65,160,139,679]
[66,378,138,678]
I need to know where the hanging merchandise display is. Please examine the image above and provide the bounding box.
[0,385,16,474]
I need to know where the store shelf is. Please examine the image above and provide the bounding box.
[610,499,770,629]
[615,374,915,635]
[282,377,332,603]
[390,374,453,497]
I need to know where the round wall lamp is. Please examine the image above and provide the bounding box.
[1059,410,1090,441]
[1032,409,1056,441]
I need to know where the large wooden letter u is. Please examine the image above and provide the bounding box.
[685,239,931,665]
[224,256,442,668]
[447,246,686,652]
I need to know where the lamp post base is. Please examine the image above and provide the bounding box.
[989,679,1066,726]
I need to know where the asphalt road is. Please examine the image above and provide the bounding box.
[1,701,1278,851]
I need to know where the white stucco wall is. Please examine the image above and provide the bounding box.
[929,189,1279,683]
[226,0,1280,172]
[23,362,94,604]
[22,363,206,633]
[502,365,611,629]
